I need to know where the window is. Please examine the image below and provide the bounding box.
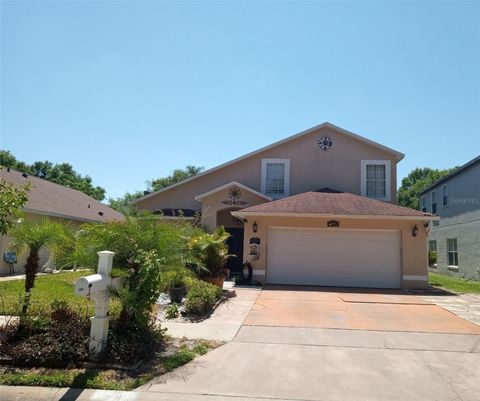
[261,159,290,198]
[421,196,427,212]
[428,240,437,267]
[442,184,448,207]
[361,160,391,201]
[447,238,458,267]
[431,190,437,214]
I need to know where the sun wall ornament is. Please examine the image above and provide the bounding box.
[222,186,247,206]
[229,187,242,201]
[317,136,334,151]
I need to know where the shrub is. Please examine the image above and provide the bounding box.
[165,303,179,319]
[0,301,89,368]
[185,279,222,317]
[109,250,166,327]
[103,318,166,365]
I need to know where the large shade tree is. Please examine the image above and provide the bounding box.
[398,167,457,209]
[0,150,106,201]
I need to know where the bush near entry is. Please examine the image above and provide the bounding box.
[185,279,222,317]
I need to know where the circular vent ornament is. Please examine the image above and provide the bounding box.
[317,136,334,151]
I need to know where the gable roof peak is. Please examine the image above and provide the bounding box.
[133,122,404,204]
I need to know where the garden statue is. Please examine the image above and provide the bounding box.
[74,250,115,358]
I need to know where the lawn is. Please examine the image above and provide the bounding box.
[0,271,119,316]
[429,272,480,294]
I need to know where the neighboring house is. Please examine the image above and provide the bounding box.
[0,168,124,275]
[419,155,480,281]
[134,122,436,289]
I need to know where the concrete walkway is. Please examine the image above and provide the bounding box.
[421,292,480,326]
[0,273,46,282]
[161,285,261,341]
[140,287,480,401]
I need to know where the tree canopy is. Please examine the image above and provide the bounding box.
[148,165,204,192]
[398,167,457,209]
[0,171,31,235]
[109,165,204,212]
[0,150,106,201]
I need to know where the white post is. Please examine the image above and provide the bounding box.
[88,251,114,358]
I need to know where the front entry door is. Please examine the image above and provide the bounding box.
[225,227,244,273]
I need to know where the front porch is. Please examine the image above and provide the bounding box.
[194,181,271,273]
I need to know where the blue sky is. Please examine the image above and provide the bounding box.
[1,1,479,200]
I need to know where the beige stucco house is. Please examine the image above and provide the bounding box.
[133,122,437,289]
[0,168,124,275]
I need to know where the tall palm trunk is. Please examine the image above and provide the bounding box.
[22,249,39,314]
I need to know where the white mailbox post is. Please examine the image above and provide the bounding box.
[75,250,115,358]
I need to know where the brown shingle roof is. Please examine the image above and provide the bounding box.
[1,168,124,223]
[235,189,435,218]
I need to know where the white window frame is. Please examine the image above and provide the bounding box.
[431,190,437,214]
[360,160,391,202]
[442,184,448,207]
[428,240,437,267]
[447,238,458,267]
[261,158,290,198]
[421,196,427,213]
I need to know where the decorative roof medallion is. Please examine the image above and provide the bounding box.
[317,136,334,151]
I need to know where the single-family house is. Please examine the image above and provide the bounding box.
[133,122,436,289]
[419,155,480,280]
[0,168,124,275]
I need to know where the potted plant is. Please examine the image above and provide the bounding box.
[161,266,193,303]
[187,226,233,288]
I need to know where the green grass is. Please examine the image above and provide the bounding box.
[429,272,480,294]
[0,271,120,316]
[161,348,196,372]
[0,369,146,390]
[0,341,217,390]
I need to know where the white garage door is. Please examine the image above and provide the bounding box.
[267,227,401,289]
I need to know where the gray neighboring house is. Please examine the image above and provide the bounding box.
[419,155,480,280]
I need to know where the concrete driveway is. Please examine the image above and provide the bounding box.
[143,286,480,401]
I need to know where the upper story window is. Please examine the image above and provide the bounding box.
[261,159,290,198]
[360,160,391,202]
[421,196,427,212]
[442,184,448,207]
[431,190,437,214]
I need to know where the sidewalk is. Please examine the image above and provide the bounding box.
[0,273,47,282]
[0,386,286,401]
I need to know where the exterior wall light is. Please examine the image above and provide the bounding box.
[412,224,419,237]
[252,221,258,233]
[424,222,431,233]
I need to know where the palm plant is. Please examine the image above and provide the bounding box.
[10,218,74,313]
[77,214,201,325]
[187,226,232,279]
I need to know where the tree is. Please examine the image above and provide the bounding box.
[149,165,204,192]
[109,165,204,213]
[0,150,106,201]
[108,191,143,214]
[398,167,457,209]
[10,218,74,313]
[0,173,31,235]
